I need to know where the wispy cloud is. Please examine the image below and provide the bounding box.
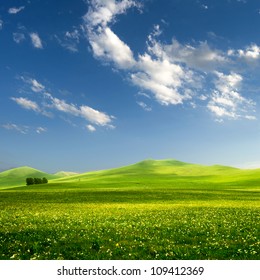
[36,127,47,134]
[207,72,255,120]
[2,123,29,134]
[2,123,47,135]
[8,6,25,14]
[55,28,82,53]
[13,33,26,44]
[137,101,152,111]
[49,95,114,127]
[11,97,41,112]
[29,32,43,49]
[20,76,45,92]
[13,77,115,130]
[0,20,3,30]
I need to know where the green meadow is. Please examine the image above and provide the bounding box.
[0,159,259,260]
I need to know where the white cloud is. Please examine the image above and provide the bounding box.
[86,124,96,132]
[131,49,198,105]
[150,39,227,71]
[30,79,45,92]
[0,20,3,30]
[136,91,151,99]
[137,101,152,111]
[88,27,135,69]
[36,127,47,134]
[15,77,115,130]
[80,105,113,126]
[84,0,257,121]
[2,123,28,134]
[51,97,80,116]
[45,93,114,127]
[238,44,260,60]
[84,0,139,27]
[2,123,48,135]
[228,44,260,63]
[11,97,40,112]
[207,72,255,120]
[29,32,43,49]
[65,29,80,41]
[55,28,82,53]
[84,0,137,69]
[20,77,45,92]
[13,33,26,43]
[8,6,25,14]
[131,72,184,105]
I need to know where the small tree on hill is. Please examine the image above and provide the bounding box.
[42,177,48,184]
[34,178,42,184]
[26,177,48,185]
[26,177,34,185]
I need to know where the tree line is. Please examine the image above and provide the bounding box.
[26,177,48,185]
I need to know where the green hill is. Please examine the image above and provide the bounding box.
[0,166,62,189]
[52,158,245,185]
[2,159,260,189]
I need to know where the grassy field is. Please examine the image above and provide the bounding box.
[0,159,259,260]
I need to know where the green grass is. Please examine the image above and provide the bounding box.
[0,159,259,260]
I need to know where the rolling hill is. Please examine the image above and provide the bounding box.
[2,159,260,189]
[52,158,257,185]
[0,166,78,189]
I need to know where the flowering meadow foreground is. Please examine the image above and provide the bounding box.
[0,160,259,260]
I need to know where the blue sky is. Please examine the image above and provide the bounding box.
[1,0,260,173]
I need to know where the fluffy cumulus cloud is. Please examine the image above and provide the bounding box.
[84,0,139,27]
[232,44,260,61]
[88,27,135,69]
[8,6,25,14]
[84,0,256,120]
[84,1,198,105]
[84,0,137,69]
[29,32,43,49]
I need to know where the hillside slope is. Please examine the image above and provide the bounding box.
[0,166,61,189]
[53,159,253,185]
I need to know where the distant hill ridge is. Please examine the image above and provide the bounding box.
[1,159,260,189]
[52,158,245,184]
